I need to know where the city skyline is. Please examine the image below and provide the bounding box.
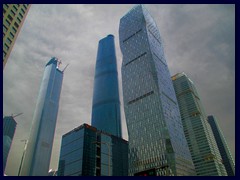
[3,4,235,175]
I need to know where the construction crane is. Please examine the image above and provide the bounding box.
[62,63,69,72]
[11,113,23,118]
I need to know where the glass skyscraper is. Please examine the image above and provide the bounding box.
[20,57,64,176]
[172,72,227,176]
[57,123,128,176]
[119,5,195,176]
[91,35,122,138]
[3,4,31,69]
[207,115,235,176]
[3,116,17,173]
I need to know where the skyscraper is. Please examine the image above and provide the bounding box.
[57,123,128,176]
[172,72,227,176]
[20,57,64,176]
[207,115,235,176]
[3,4,31,69]
[119,5,195,176]
[3,116,17,172]
[91,35,122,138]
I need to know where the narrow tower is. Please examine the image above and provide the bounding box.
[207,115,235,176]
[3,116,17,173]
[91,35,122,138]
[172,72,227,176]
[20,57,64,176]
[119,5,195,176]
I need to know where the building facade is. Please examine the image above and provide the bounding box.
[3,116,17,172]
[57,123,128,176]
[172,72,227,176]
[3,4,31,69]
[119,5,195,176]
[207,115,235,176]
[91,35,122,138]
[20,57,64,176]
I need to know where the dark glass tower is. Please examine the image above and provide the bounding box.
[3,116,17,172]
[91,35,122,138]
[20,57,64,176]
[119,5,195,176]
[57,123,128,176]
[208,115,235,176]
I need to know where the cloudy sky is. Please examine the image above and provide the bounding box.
[3,4,235,175]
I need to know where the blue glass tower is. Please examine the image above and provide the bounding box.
[20,57,64,176]
[3,116,17,173]
[119,5,195,176]
[91,35,122,138]
[208,115,235,176]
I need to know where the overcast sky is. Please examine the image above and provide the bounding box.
[3,4,235,175]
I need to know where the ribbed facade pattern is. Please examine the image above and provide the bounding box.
[3,4,31,69]
[172,72,227,176]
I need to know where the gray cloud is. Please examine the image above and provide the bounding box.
[3,4,235,175]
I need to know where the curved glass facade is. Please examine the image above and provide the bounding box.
[91,35,122,138]
[119,5,195,176]
[172,72,227,176]
[20,57,63,176]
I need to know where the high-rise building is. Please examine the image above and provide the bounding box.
[20,57,64,176]
[57,123,128,176]
[91,35,122,138]
[172,72,227,176]
[3,4,31,69]
[207,115,235,176]
[3,116,17,172]
[119,5,195,176]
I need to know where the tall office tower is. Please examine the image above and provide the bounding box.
[20,57,64,176]
[207,115,235,176]
[91,35,122,138]
[3,116,17,172]
[119,5,195,176]
[172,72,227,176]
[57,123,128,176]
[3,4,31,69]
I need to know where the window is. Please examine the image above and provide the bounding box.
[5,19,11,26]
[3,51,6,58]
[16,17,21,24]
[14,22,19,28]
[12,27,17,33]
[23,4,28,10]
[8,14,13,21]
[19,12,23,19]
[6,38,12,45]
[21,8,25,14]
[9,32,14,39]
[4,44,9,51]
[13,5,18,12]
[3,4,9,9]
[10,10,15,16]
[3,25,8,33]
